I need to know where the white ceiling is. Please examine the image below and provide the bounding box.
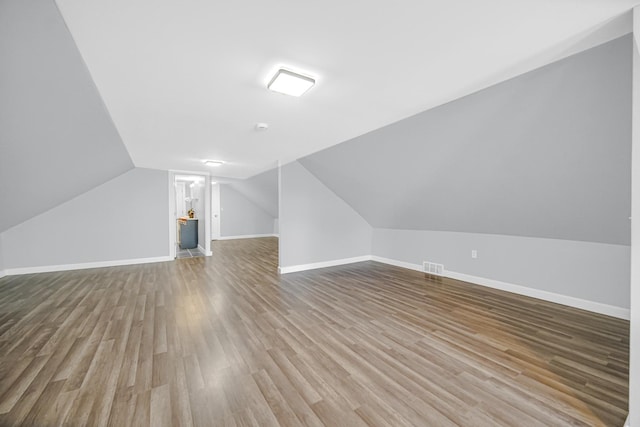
[55,0,637,179]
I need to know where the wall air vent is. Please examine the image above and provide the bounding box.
[423,261,445,276]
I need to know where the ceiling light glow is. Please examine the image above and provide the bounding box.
[204,160,225,167]
[267,69,315,97]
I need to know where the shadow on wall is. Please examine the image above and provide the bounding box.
[217,167,279,239]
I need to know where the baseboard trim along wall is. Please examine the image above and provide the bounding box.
[370,255,629,320]
[281,255,630,320]
[216,234,279,241]
[2,250,629,319]
[197,245,213,256]
[446,270,629,320]
[3,256,174,276]
[278,255,371,274]
[370,256,423,273]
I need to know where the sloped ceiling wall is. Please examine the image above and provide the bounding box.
[219,184,275,237]
[279,161,371,268]
[2,168,169,269]
[300,35,631,245]
[0,0,133,233]
[228,168,278,218]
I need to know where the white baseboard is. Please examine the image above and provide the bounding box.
[279,254,629,319]
[4,256,174,276]
[371,256,629,320]
[197,245,212,256]
[279,255,372,274]
[216,234,278,241]
[446,270,629,320]
[624,415,630,427]
[371,256,423,273]
[4,248,629,320]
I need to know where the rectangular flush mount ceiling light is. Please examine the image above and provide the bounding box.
[267,69,315,96]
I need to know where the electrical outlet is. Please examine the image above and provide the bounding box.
[471,250,477,259]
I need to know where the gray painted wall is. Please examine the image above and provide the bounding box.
[1,168,168,269]
[0,0,133,233]
[373,228,630,308]
[300,35,631,245]
[220,185,275,237]
[279,161,372,268]
[228,168,279,218]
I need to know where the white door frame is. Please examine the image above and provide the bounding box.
[211,183,221,240]
[168,170,212,258]
[168,172,177,259]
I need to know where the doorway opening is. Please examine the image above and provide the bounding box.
[169,172,212,259]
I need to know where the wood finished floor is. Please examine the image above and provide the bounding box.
[0,237,629,426]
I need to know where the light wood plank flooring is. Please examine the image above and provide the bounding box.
[0,237,629,426]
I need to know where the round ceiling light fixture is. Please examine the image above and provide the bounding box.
[255,123,269,131]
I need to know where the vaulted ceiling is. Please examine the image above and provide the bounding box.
[0,0,133,233]
[300,35,632,245]
[2,0,638,234]
[55,0,637,178]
